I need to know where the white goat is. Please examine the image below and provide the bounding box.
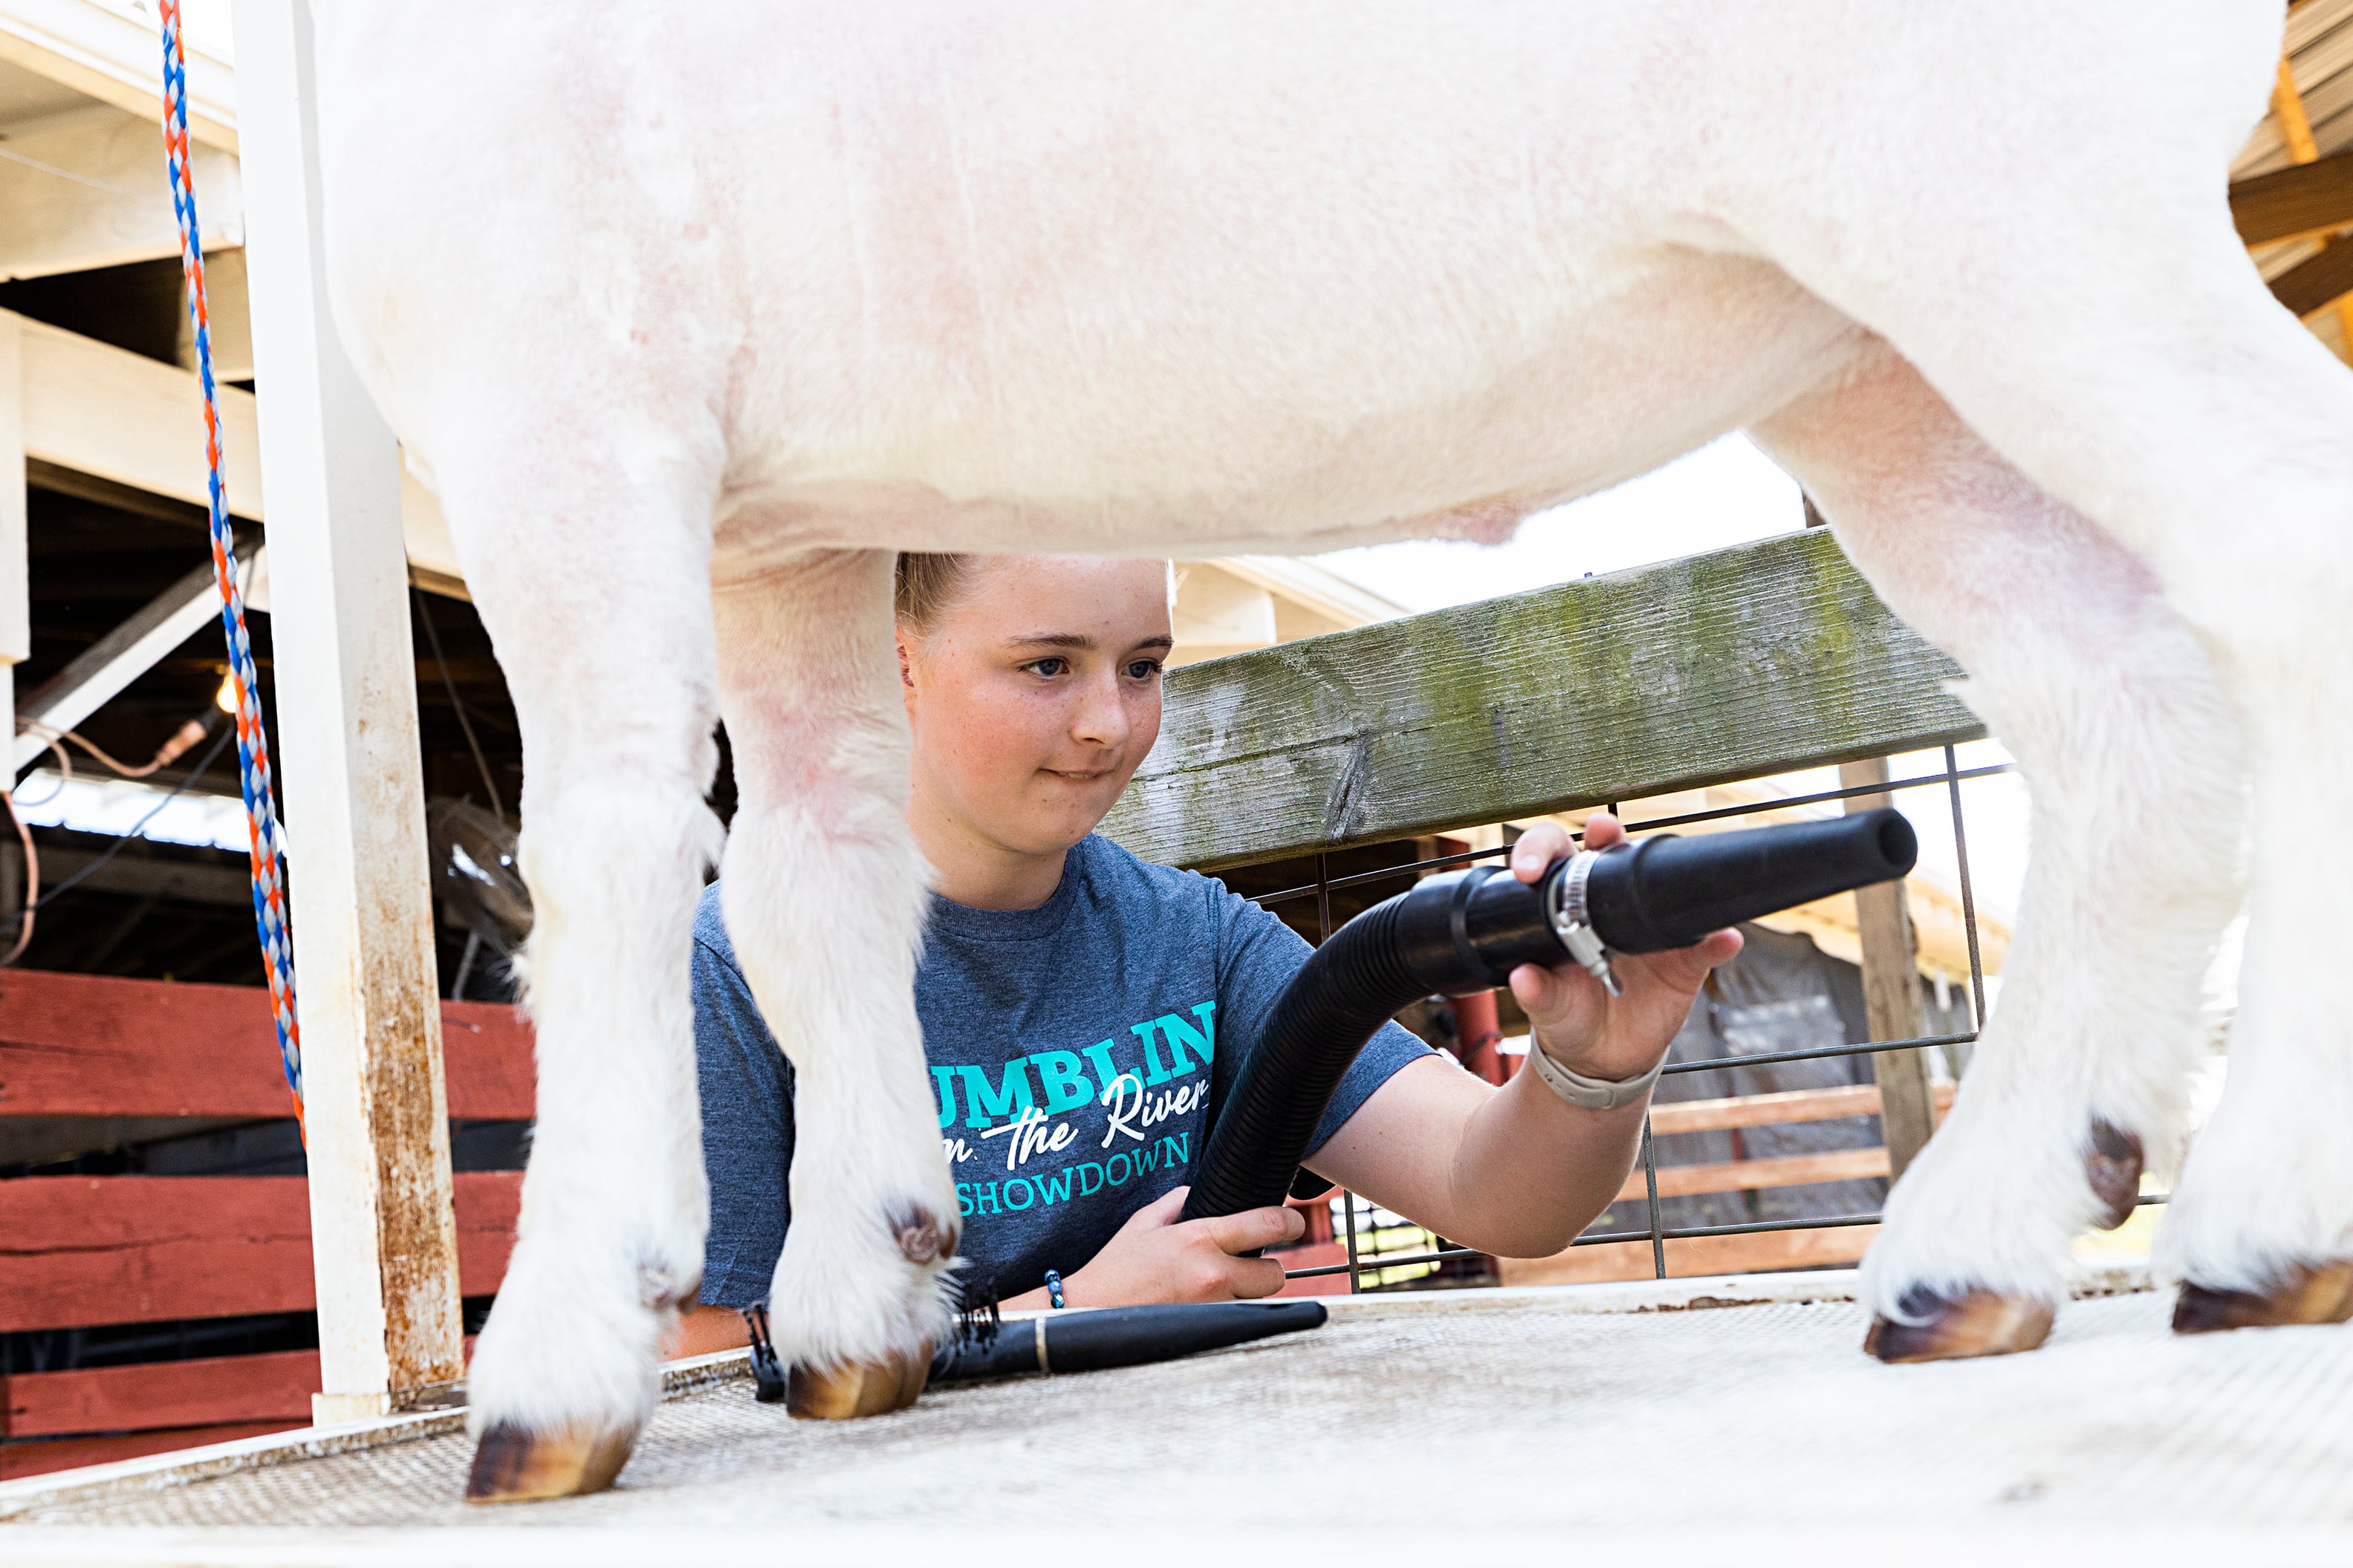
[306,0,2346,1499]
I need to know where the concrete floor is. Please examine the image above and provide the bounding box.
[3,1267,2349,1565]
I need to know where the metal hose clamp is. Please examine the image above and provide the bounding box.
[1545,850,1622,997]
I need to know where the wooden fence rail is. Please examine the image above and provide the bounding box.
[0,1173,520,1333]
[0,970,533,1119]
[1105,527,1982,869]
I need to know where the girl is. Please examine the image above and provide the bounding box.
[689,554,1739,1323]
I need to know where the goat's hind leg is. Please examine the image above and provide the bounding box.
[1768,195,2353,1336]
[1752,343,2245,1360]
[714,549,960,1417]
[441,461,724,1502]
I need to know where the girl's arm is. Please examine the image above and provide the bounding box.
[1301,816,1742,1258]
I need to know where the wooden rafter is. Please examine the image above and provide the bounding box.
[2232,147,2353,247]
[2261,56,2353,353]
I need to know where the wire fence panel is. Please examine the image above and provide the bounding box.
[1273,746,2024,1292]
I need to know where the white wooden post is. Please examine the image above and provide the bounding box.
[1,312,25,946]
[0,311,27,749]
[233,0,465,1423]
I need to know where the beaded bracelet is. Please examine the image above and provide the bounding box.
[1043,1269,1067,1309]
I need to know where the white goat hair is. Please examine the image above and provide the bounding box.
[306,0,2350,1465]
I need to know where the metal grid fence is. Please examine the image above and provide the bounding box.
[1249,742,2150,1293]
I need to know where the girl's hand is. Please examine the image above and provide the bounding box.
[1058,1185,1303,1307]
[1504,813,1743,1084]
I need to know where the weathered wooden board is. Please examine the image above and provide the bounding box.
[1610,1145,1889,1205]
[1644,1081,1953,1137]
[1105,529,1982,870]
[0,971,533,1121]
[0,1171,519,1333]
[1498,1222,1875,1286]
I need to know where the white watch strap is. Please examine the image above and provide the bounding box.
[1524,1038,1666,1111]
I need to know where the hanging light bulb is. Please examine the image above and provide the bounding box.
[215,672,238,715]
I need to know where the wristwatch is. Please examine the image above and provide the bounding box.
[1523,1034,1666,1111]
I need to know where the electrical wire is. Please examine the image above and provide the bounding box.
[1,788,41,966]
[0,145,151,200]
[30,722,236,914]
[19,717,211,779]
[415,592,504,822]
[11,737,73,808]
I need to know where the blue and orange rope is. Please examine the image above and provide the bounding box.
[160,1,304,1135]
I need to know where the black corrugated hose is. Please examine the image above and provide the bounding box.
[1180,809,1918,1222]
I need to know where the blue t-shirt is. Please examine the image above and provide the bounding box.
[693,833,1432,1309]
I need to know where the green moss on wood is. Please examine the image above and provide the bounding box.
[1103,530,1981,871]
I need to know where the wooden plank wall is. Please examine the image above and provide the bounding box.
[0,969,533,1119]
[0,972,531,1474]
[1105,527,1982,870]
[0,1173,520,1333]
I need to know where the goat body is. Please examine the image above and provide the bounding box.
[305,0,2352,1489]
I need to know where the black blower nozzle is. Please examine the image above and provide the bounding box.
[1181,809,1917,1222]
[1578,805,1918,955]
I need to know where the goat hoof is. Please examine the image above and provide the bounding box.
[785,1342,932,1419]
[2174,1260,2353,1333]
[465,1421,637,1503]
[1865,1286,2055,1363]
[2085,1120,2143,1231]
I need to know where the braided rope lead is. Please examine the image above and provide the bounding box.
[160,1,305,1135]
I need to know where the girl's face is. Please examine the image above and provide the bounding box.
[900,556,1174,859]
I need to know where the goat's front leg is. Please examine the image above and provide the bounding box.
[444,463,725,1503]
[714,549,960,1414]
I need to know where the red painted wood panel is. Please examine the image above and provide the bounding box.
[0,1171,521,1332]
[0,1420,303,1480]
[0,969,535,1119]
[1,1347,319,1439]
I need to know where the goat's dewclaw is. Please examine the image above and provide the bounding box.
[2173,1260,2353,1334]
[1864,1286,2057,1364]
[2086,1120,2147,1233]
[464,1421,638,1504]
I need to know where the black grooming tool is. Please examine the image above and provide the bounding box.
[929,1298,1328,1384]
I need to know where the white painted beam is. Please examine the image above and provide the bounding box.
[7,308,467,588]
[235,0,463,1421]
[0,0,238,152]
[12,306,263,519]
[9,555,230,773]
[1,311,25,756]
[1169,562,1277,667]
[0,101,243,281]
[174,243,253,380]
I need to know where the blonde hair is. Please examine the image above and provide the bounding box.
[894,553,1181,631]
[894,553,973,634]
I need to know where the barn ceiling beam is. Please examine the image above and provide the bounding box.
[2256,56,2353,355]
[4,308,470,596]
[9,554,243,775]
[2267,239,2353,321]
[0,103,243,282]
[0,0,238,153]
[2232,147,2353,248]
[31,845,254,906]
